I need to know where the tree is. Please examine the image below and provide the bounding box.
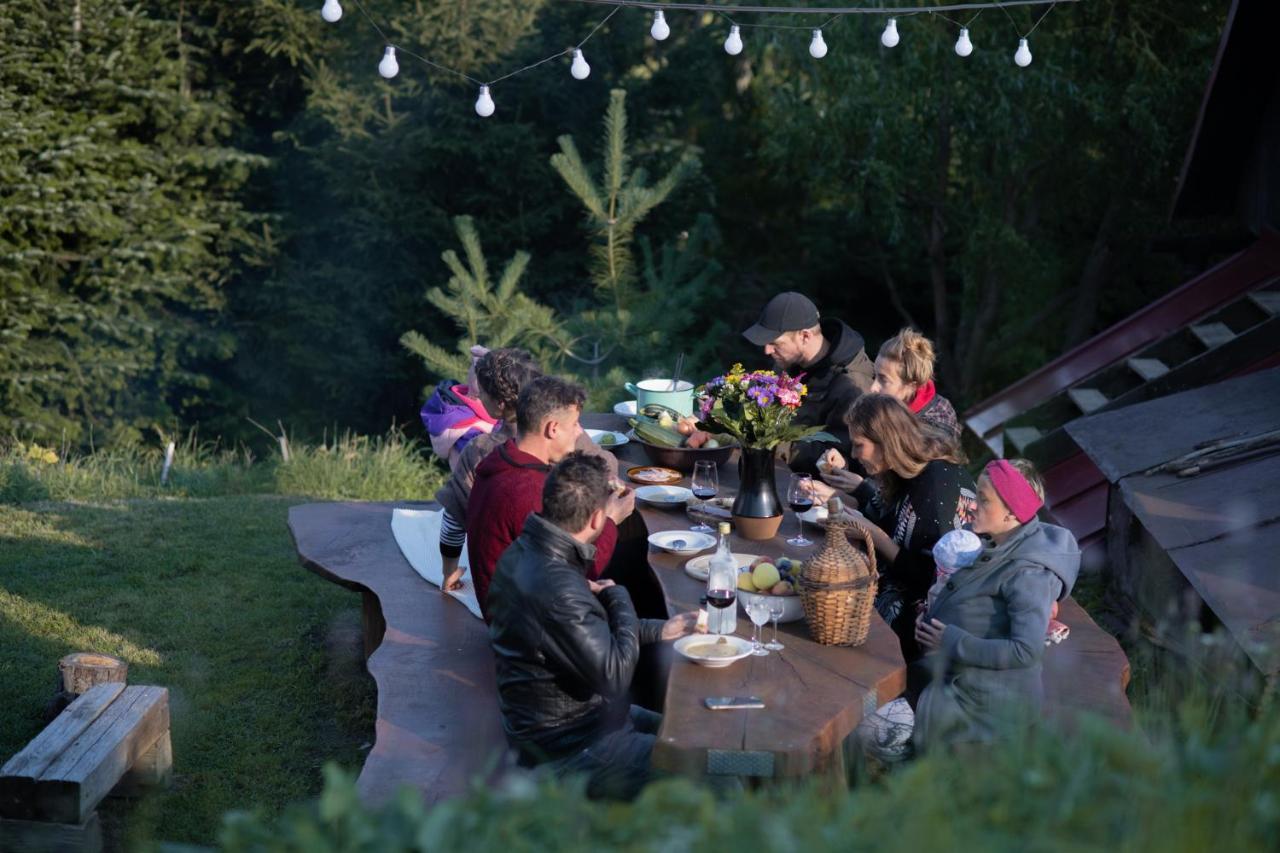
[400,216,565,384]
[0,0,264,445]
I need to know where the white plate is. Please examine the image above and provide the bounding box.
[799,504,830,524]
[647,530,716,555]
[673,634,754,668]
[684,552,763,582]
[613,400,638,417]
[585,428,629,449]
[635,485,693,507]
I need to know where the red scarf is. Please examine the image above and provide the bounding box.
[907,380,936,414]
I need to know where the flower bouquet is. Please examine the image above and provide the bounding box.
[697,365,837,539]
[698,364,831,450]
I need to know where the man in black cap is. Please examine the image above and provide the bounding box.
[742,291,874,474]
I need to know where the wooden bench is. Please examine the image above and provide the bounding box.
[288,501,509,807]
[1043,596,1133,728]
[0,683,171,852]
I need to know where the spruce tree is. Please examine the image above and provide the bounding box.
[0,0,262,445]
[400,216,565,384]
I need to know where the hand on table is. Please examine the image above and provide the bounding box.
[915,615,947,653]
[588,578,617,595]
[660,611,700,640]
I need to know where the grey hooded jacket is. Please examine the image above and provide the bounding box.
[913,518,1080,750]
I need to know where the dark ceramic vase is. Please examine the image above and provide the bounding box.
[731,446,783,540]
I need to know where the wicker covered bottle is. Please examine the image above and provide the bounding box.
[796,497,877,646]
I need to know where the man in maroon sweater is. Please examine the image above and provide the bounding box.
[467,375,634,621]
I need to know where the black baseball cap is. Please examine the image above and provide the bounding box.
[742,292,821,346]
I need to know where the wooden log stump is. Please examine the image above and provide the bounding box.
[45,655,128,722]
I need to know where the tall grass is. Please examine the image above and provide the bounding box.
[0,429,446,504]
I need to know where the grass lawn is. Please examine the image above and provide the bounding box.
[0,496,375,847]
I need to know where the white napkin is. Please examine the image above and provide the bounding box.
[391,507,483,620]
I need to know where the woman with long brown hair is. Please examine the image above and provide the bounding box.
[822,393,977,661]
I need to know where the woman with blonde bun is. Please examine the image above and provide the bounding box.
[870,328,960,442]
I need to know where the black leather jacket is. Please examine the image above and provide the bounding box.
[487,513,664,762]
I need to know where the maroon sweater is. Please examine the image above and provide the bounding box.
[466,440,615,621]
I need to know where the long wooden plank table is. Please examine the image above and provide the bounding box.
[583,414,906,780]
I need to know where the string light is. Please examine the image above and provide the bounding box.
[809,29,828,59]
[1014,38,1032,66]
[475,85,496,117]
[880,18,900,48]
[571,49,591,79]
[650,10,670,41]
[377,46,398,79]
[330,1,1074,116]
[724,25,744,55]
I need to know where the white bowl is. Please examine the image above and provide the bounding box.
[613,400,638,417]
[647,530,716,555]
[634,485,693,508]
[684,552,762,582]
[737,588,805,623]
[585,428,629,449]
[673,634,754,668]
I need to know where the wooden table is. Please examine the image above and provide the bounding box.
[583,414,907,780]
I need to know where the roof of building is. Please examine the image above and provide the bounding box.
[1066,367,1280,677]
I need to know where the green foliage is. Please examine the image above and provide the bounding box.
[219,678,1280,852]
[272,430,445,501]
[0,0,266,446]
[399,216,565,384]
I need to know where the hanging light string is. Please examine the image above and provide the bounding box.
[323,0,1075,116]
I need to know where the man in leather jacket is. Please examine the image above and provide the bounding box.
[486,452,696,799]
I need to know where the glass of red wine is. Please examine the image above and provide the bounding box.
[786,473,815,547]
[689,459,718,533]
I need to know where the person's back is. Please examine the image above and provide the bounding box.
[487,452,694,799]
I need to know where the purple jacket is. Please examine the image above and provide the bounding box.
[420,382,496,468]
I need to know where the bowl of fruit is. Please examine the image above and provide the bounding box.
[735,556,806,623]
[628,405,737,473]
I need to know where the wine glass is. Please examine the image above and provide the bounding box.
[689,460,719,533]
[745,598,771,656]
[786,473,815,547]
[766,599,786,651]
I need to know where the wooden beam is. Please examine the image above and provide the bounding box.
[34,687,169,824]
[0,812,102,853]
[0,685,125,820]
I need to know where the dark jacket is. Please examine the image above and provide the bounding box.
[914,519,1080,750]
[787,318,875,474]
[487,513,665,762]
[855,460,977,660]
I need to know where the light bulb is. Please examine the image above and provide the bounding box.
[650,10,670,41]
[321,0,342,23]
[880,18,899,48]
[570,49,590,80]
[475,85,495,118]
[955,28,973,57]
[724,25,743,56]
[809,29,828,59]
[1014,38,1032,67]
[378,46,398,79]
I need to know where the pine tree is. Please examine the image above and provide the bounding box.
[400,216,565,384]
[0,0,263,445]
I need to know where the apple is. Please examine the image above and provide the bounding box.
[736,573,757,592]
[752,562,781,591]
